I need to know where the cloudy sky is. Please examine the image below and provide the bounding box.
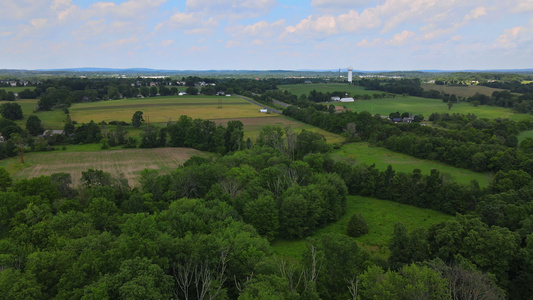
[1,0,532,71]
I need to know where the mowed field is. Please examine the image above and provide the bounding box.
[272,195,453,259]
[279,83,369,96]
[420,83,504,98]
[69,95,275,124]
[214,116,344,143]
[4,147,203,186]
[340,96,531,121]
[332,143,490,186]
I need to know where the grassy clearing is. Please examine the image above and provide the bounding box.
[420,83,504,98]
[5,147,204,186]
[339,96,531,121]
[518,130,533,142]
[214,116,344,143]
[69,95,276,124]
[279,83,369,97]
[272,195,453,259]
[0,86,35,93]
[332,143,490,186]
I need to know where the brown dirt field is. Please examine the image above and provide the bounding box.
[13,147,203,187]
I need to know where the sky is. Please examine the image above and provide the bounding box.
[1,0,532,71]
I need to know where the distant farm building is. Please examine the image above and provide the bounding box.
[331,96,341,101]
[340,97,354,102]
[260,109,268,113]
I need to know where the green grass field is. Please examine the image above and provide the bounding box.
[0,86,35,93]
[340,96,531,121]
[272,195,453,259]
[68,95,275,124]
[518,130,533,142]
[420,83,504,98]
[279,83,369,97]
[332,142,490,186]
[1,147,204,186]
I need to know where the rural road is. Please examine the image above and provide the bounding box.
[235,95,284,114]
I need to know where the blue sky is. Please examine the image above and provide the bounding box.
[1,0,532,71]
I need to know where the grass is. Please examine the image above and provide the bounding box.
[272,195,453,259]
[420,83,504,98]
[332,142,490,186]
[68,95,276,124]
[339,96,532,121]
[518,130,533,142]
[0,86,35,93]
[2,147,204,186]
[279,83,370,97]
[214,116,344,143]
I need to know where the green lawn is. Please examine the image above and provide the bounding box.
[332,142,490,186]
[420,83,503,98]
[1,86,35,93]
[272,196,452,259]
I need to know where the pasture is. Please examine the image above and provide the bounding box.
[68,95,275,124]
[272,195,452,259]
[339,96,531,121]
[518,130,533,142]
[214,116,344,143]
[332,142,490,186]
[2,147,203,186]
[279,83,369,97]
[420,83,504,98]
[0,86,35,93]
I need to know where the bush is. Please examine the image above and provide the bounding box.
[347,213,369,237]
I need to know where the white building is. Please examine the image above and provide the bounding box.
[348,67,353,83]
[340,97,354,102]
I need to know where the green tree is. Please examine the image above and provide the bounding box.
[0,167,12,191]
[131,111,144,128]
[243,195,279,241]
[25,115,44,136]
[347,213,368,237]
[0,103,23,120]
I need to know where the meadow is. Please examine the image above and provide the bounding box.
[420,83,504,97]
[339,96,531,121]
[332,142,490,186]
[279,83,369,97]
[272,195,453,259]
[0,147,203,186]
[68,95,274,124]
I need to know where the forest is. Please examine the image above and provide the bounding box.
[1,74,533,299]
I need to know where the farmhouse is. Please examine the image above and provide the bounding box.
[340,97,355,102]
[331,96,341,101]
[178,92,187,96]
[42,130,65,136]
[260,109,268,113]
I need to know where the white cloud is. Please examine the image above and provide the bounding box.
[464,7,486,20]
[514,0,533,12]
[226,40,241,48]
[356,38,382,47]
[495,27,524,48]
[185,0,275,19]
[188,46,208,53]
[311,0,372,11]
[161,39,173,46]
[156,11,218,35]
[386,30,415,45]
[227,20,285,39]
[100,36,139,48]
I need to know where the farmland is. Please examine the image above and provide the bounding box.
[279,83,369,96]
[272,195,453,259]
[420,83,504,97]
[1,147,203,186]
[68,95,274,124]
[332,142,490,186]
[338,96,531,121]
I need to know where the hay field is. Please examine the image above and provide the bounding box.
[69,95,276,124]
[332,142,490,186]
[339,96,531,121]
[421,83,504,98]
[279,83,369,96]
[214,116,344,143]
[10,147,203,186]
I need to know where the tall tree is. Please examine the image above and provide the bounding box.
[0,103,23,120]
[25,115,44,136]
[131,111,144,128]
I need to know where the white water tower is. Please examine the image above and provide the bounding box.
[348,66,353,83]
